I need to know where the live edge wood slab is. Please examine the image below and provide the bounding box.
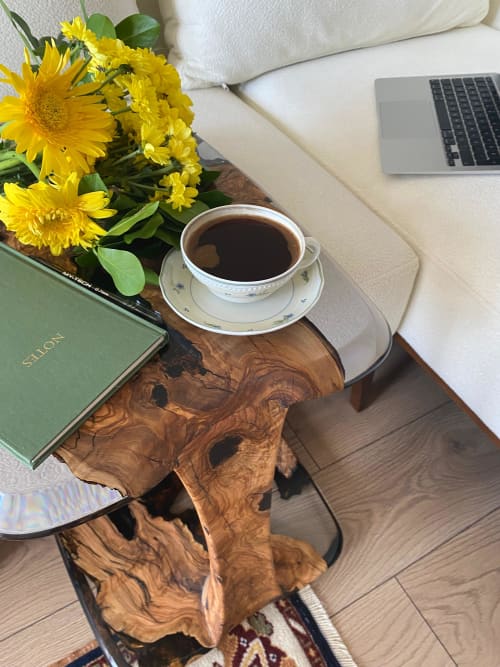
[2,161,344,649]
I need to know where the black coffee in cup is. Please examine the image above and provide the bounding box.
[185,216,301,282]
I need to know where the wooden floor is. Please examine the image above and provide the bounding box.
[1,341,499,667]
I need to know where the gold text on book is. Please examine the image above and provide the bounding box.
[22,333,65,367]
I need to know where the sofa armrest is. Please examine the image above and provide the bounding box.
[483,0,500,28]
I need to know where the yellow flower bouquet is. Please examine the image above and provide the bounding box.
[0,1,229,295]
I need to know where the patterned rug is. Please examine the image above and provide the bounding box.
[50,587,356,667]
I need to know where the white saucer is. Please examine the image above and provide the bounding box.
[159,249,324,335]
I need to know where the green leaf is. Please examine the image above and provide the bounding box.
[106,201,159,236]
[78,172,108,195]
[112,194,138,211]
[115,14,160,49]
[197,190,233,208]
[95,247,145,296]
[10,11,40,51]
[155,228,180,248]
[199,169,221,187]
[144,267,159,286]
[159,200,209,225]
[74,250,98,270]
[34,36,58,59]
[159,218,185,232]
[86,13,116,39]
[124,213,164,243]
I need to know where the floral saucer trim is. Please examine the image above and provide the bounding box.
[159,250,324,336]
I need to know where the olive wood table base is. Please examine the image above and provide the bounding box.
[59,311,344,648]
[57,464,342,666]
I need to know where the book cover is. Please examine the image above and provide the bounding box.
[0,243,168,469]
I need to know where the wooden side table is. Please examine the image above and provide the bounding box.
[58,301,344,649]
[49,159,344,651]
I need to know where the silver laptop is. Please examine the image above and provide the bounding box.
[375,73,500,174]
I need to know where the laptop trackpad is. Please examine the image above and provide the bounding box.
[379,100,437,139]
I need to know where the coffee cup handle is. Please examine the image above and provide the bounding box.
[296,237,321,271]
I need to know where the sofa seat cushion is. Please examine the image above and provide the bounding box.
[236,24,500,435]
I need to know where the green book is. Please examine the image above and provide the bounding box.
[0,243,168,469]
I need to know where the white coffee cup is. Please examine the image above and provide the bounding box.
[180,204,320,303]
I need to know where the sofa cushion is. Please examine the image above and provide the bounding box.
[484,0,500,29]
[235,23,500,435]
[159,0,488,89]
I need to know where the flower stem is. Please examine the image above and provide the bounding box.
[128,182,169,193]
[71,55,92,85]
[79,0,89,22]
[111,107,131,116]
[113,148,141,165]
[92,65,130,94]
[16,154,40,179]
[0,150,39,179]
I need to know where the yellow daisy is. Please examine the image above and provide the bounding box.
[0,42,115,179]
[0,173,116,255]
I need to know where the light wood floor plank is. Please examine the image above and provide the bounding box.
[310,403,500,615]
[399,509,500,667]
[282,420,319,474]
[271,481,340,562]
[287,343,450,467]
[0,601,93,667]
[0,536,81,641]
[330,578,455,667]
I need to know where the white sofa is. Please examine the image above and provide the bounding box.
[1,1,499,441]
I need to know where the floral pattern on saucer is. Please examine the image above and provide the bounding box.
[159,250,324,336]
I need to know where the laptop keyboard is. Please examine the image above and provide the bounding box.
[430,76,500,167]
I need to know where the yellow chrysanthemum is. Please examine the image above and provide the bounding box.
[0,42,115,179]
[141,125,171,165]
[60,16,99,51]
[160,172,198,211]
[127,76,159,123]
[182,160,203,187]
[0,173,116,255]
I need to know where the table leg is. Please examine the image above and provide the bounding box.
[61,404,326,648]
[174,403,326,646]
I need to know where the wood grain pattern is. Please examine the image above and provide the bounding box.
[281,421,319,475]
[311,402,500,615]
[287,341,450,467]
[0,601,93,667]
[332,579,455,667]
[58,311,343,646]
[399,509,500,667]
[270,482,340,559]
[56,301,343,498]
[0,537,79,641]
